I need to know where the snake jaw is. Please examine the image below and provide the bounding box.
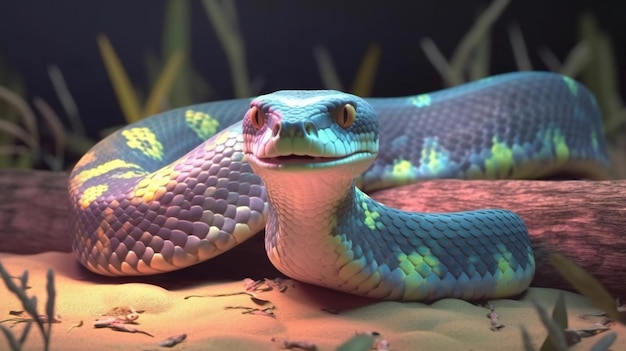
[246,151,376,171]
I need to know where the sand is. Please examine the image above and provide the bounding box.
[0,252,624,351]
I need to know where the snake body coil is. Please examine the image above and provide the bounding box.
[69,72,609,301]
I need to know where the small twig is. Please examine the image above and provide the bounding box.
[107,323,153,337]
[263,278,288,293]
[94,306,152,336]
[321,308,340,314]
[271,337,317,351]
[485,303,505,331]
[158,333,187,347]
[225,305,276,318]
[66,320,83,333]
[4,311,61,326]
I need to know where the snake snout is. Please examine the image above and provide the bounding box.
[272,120,319,139]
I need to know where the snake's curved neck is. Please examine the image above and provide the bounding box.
[260,168,358,287]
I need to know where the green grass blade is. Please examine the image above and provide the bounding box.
[18,320,32,346]
[0,324,21,351]
[589,332,617,351]
[449,0,510,86]
[33,97,66,170]
[550,253,626,324]
[47,65,85,137]
[163,0,191,107]
[0,120,36,150]
[539,292,568,351]
[350,43,381,97]
[419,37,452,82]
[44,269,55,351]
[313,45,343,91]
[142,51,183,117]
[508,22,531,71]
[201,0,250,97]
[578,12,624,136]
[520,326,537,351]
[0,263,21,295]
[97,34,142,123]
[551,292,568,329]
[532,299,568,351]
[45,269,55,325]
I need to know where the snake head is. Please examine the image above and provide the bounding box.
[242,90,379,176]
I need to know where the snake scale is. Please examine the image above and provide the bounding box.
[69,72,609,301]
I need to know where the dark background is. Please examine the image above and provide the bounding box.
[0,0,624,141]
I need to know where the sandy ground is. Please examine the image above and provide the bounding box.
[0,252,624,351]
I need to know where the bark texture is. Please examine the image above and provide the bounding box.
[0,170,70,253]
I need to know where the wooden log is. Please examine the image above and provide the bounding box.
[0,170,71,253]
[371,180,626,299]
[0,170,624,299]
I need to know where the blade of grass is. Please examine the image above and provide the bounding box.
[537,47,562,72]
[508,21,532,71]
[520,326,537,351]
[448,0,510,86]
[468,27,491,81]
[0,324,21,351]
[18,320,32,346]
[350,42,381,96]
[44,269,55,350]
[0,145,31,156]
[47,65,84,136]
[163,0,192,107]
[419,37,452,82]
[33,97,66,169]
[532,298,568,351]
[142,51,183,117]
[539,292,568,351]
[550,253,626,324]
[97,34,142,123]
[0,77,26,168]
[0,119,37,150]
[313,45,343,91]
[578,12,624,136]
[202,0,251,97]
[559,41,590,77]
[0,85,38,143]
[589,332,617,351]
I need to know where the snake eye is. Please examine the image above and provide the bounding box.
[337,103,356,129]
[249,106,265,129]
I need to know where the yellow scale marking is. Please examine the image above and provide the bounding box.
[73,159,144,187]
[122,127,164,160]
[80,184,109,209]
[185,109,220,140]
[484,137,515,178]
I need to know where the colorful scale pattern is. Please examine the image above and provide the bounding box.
[360,72,609,190]
[69,72,609,301]
[328,190,534,300]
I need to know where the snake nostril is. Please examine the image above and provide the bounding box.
[272,123,281,137]
[303,121,317,137]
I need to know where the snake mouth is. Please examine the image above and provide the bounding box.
[247,152,375,169]
[258,154,342,165]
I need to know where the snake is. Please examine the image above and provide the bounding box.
[68,72,610,301]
